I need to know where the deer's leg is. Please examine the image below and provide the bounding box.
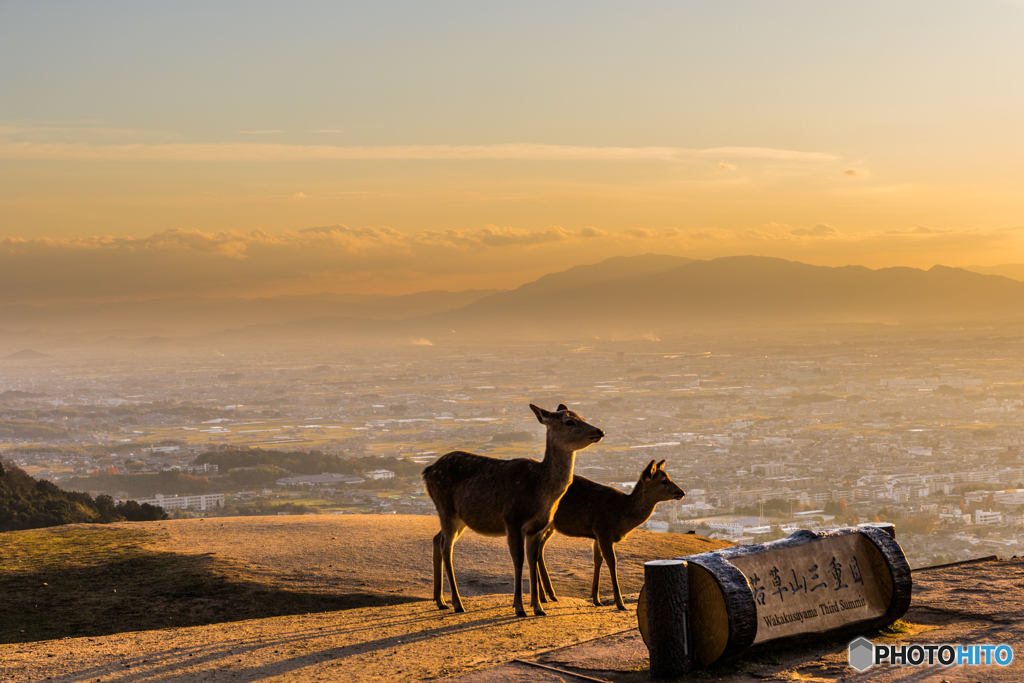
[506,527,527,617]
[537,526,558,603]
[442,521,467,613]
[535,530,547,604]
[591,539,604,606]
[598,536,626,611]
[526,531,546,616]
[432,531,447,609]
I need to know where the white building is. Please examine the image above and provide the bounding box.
[975,509,1004,525]
[365,469,395,481]
[751,462,786,477]
[994,489,1024,506]
[939,512,972,524]
[178,463,218,474]
[133,493,225,511]
[707,521,743,535]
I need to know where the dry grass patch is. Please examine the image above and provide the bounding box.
[1,515,732,647]
[0,523,418,645]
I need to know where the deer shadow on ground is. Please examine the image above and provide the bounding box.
[40,601,582,683]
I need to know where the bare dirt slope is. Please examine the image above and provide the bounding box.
[0,515,731,682]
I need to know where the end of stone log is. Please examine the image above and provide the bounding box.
[857,522,896,539]
[644,559,690,678]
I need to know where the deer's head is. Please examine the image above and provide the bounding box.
[530,403,604,452]
[635,460,685,502]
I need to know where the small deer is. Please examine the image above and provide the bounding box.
[422,403,604,617]
[535,459,685,610]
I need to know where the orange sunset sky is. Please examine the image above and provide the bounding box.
[1,1,1023,303]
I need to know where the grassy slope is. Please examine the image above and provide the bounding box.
[0,524,418,644]
[0,515,731,645]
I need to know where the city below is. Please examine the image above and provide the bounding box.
[4,324,1023,569]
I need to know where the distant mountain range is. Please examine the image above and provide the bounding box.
[966,264,1024,282]
[200,254,1024,344]
[3,255,1024,349]
[430,256,1024,337]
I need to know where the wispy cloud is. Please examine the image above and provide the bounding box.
[743,228,783,240]
[885,225,952,235]
[624,227,657,238]
[0,122,178,143]
[700,147,838,161]
[912,225,948,234]
[791,224,840,237]
[0,141,839,163]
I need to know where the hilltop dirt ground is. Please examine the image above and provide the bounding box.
[0,515,730,682]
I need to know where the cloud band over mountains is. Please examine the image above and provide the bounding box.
[0,225,613,303]
[1,223,1019,305]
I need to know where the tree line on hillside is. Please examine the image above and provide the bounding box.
[0,461,166,532]
[61,469,216,499]
[193,448,348,474]
[193,449,425,478]
[58,450,426,499]
[0,419,71,439]
[8,441,184,459]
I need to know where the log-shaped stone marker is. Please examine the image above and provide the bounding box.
[644,559,690,678]
[638,527,911,668]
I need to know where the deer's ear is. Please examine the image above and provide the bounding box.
[557,403,569,412]
[657,460,666,470]
[529,404,550,423]
[643,460,657,478]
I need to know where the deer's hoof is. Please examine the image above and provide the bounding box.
[593,599,603,607]
[437,603,450,610]
[533,607,547,617]
[615,604,628,612]
[515,607,528,618]
[454,605,465,614]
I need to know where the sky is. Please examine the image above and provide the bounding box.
[2,1,1023,303]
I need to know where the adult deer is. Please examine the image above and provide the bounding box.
[423,403,604,617]
[535,459,685,610]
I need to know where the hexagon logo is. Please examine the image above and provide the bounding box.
[849,636,875,671]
